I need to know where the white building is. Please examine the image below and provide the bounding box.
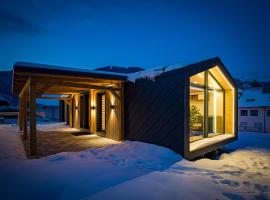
[238,87,270,132]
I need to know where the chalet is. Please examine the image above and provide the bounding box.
[12,57,237,159]
[238,87,270,133]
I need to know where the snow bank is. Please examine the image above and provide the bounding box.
[1,124,270,200]
[77,141,182,170]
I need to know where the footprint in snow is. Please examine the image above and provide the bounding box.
[254,184,270,192]
[211,175,223,180]
[219,179,240,188]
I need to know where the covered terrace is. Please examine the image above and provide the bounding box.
[12,62,126,157]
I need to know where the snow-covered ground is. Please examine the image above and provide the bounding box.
[0,124,269,200]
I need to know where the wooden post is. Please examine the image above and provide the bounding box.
[120,83,124,140]
[29,79,37,156]
[18,96,22,131]
[23,91,28,139]
[69,95,73,128]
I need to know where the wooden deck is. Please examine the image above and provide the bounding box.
[21,128,119,158]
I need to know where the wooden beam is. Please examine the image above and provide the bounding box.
[29,79,37,156]
[58,82,120,91]
[38,96,70,101]
[41,90,82,94]
[120,83,124,140]
[18,96,22,131]
[25,77,119,89]
[63,99,70,105]
[15,72,123,83]
[23,89,28,139]
[36,84,51,97]
[110,90,120,101]
[69,95,73,128]
[19,78,30,98]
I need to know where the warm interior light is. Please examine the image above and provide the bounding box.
[213,90,217,133]
[216,66,233,89]
[215,66,235,135]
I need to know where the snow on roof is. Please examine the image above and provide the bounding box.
[239,87,270,107]
[15,57,218,83]
[127,57,218,82]
[127,64,184,82]
[15,61,186,83]
[14,62,128,77]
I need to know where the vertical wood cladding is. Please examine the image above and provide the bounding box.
[89,89,122,141]
[124,72,186,154]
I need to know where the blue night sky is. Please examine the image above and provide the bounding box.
[0,0,269,80]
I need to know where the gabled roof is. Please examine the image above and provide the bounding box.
[239,87,270,107]
[128,57,237,88]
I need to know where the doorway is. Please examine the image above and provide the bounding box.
[79,93,90,129]
[96,92,106,132]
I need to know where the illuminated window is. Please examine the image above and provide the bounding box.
[190,72,205,85]
[207,73,224,137]
[190,86,204,142]
[189,66,235,143]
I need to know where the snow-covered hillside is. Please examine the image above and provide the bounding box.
[0,124,269,200]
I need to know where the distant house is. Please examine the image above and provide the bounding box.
[238,87,270,133]
[36,104,60,121]
[12,57,237,159]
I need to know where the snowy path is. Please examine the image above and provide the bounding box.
[0,125,26,160]
[0,125,270,200]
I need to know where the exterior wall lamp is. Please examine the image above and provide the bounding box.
[91,106,95,110]
[110,105,115,109]
[75,106,79,110]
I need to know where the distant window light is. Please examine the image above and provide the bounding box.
[267,110,270,117]
[250,110,258,116]
[240,110,248,116]
[246,98,255,102]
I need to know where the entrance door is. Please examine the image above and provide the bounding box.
[79,93,90,129]
[80,96,84,128]
[96,93,106,132]
[84,93,89,129]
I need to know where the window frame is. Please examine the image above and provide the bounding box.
[240,110,248,116]
[189,70,225,142]
[250,110,258,116]
[267,110,270,117]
